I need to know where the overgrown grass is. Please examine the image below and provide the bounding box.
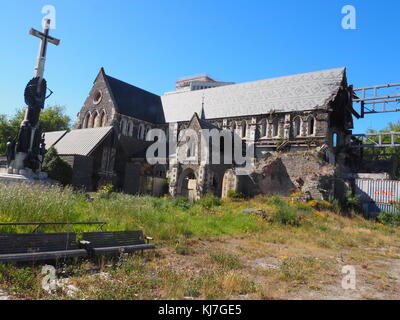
[1,184,400,300]
[0,184,262,239]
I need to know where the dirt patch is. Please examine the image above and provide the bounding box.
[154,236,400,300]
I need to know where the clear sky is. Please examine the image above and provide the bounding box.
[0,0,399,133]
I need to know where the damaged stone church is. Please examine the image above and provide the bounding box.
[44,67,358,200]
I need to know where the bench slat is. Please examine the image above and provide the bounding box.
[81,231,153,256]
[0,230,154,262]
[0,249,88,263]
[92,244,155,255]
[0,233,80,255]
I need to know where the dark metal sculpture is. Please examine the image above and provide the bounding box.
[7,19,60,175]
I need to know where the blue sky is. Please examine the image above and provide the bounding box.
[0,0,399,133]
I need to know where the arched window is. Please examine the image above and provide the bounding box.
[100,111,107,127]
[145,125,151,140]
[127,121,133,136]
[232,122,236,133]
[293,117,301,137]
[260,119,268,138]
[120,119,127,135]
[92,111,99,128]
[273,118,280,137]
[138,124,145,140]
[332,132,338,148]
[83,112,91,128]
[187,139,196,158]
[241,121,247,138]
[308,117,315,136]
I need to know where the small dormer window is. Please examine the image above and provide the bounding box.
[93,89,103,105]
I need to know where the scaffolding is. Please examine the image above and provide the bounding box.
[353,83,400,117]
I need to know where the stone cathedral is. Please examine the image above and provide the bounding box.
[44,67,356,200]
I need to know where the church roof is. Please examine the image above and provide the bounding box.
[105,74,165,124]
[47,126,113,156]
[191,113,220,130]
[43,130,68,148]
[161,67,346,122]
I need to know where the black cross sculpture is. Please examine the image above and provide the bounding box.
[9,19,61,173]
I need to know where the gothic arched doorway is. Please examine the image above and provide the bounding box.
[177,168,197,200]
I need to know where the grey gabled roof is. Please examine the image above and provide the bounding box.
[43,130,68,148]
[46,127,113,156]
[161,67,346,122]
[105,74,165,124]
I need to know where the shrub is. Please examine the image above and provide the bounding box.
[98,184,116,199]
[378,210,400,226]
[198,195,222,209]
[344,190,360,211]
[266,195,285,207]
[272,206,300,226]
[307,200,333,211]
[174,197,193,210]
[42,147,72,186]
[227,190,244,199]
[175,246,191,255]
[209,253,242,270]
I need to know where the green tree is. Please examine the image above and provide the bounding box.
[364,120,400,158]
[364,120,400,178]
[0,106,71,154]
[0,115,17,153]
[42,146,73,186]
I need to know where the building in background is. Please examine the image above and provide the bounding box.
[45,67,360,199]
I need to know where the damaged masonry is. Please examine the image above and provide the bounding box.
[40,67,398,206]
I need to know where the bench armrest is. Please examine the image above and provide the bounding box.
[79,240,91,248]
[145,236,154,243]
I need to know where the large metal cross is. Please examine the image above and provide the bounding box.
[29,19,60,90]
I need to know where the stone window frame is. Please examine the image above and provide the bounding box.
[186,136,197,160]
[83,111,92,129]
[307,116,316,136]
[292,116,302,137]
[138,123,145,140]
[145,125,151,140]
[127,121,134,136]
[273,118,280,138]
[120,119,127,135]
[91,111,100,128]
[99,110,107,127]
[231,121,237,133]
[259,119,268,138]
[93,89,103,105]
[241,120,247,139]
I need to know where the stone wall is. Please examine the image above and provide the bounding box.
[62,155,94,191]
[251,152,337,200]
[76,71,117,129]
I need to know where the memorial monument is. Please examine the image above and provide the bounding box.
[2,18,60,181]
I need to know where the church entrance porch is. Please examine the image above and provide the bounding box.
[177,168,197,200]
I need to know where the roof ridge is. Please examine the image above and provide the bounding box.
[106,74,160,98]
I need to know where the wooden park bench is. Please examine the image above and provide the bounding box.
[0,232,87,263]
[0,223,155,263]
[0,222,105,263]
[80,230,155,256]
